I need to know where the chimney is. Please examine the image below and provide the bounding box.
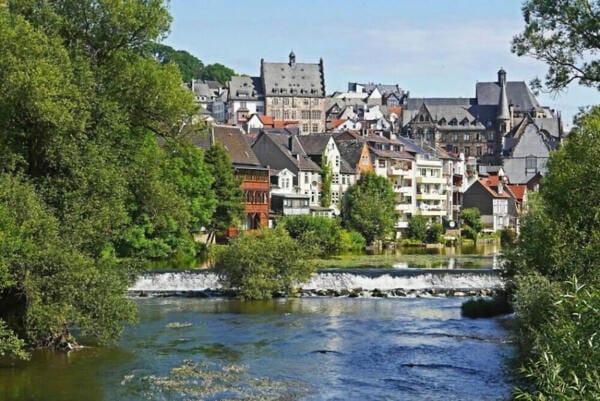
[497,181,504,194]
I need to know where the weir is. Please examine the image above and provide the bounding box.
[129,268,503,297]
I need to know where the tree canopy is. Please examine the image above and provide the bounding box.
[148,42,204,83]
[342,172,398,244]
[0,0,226,357]
[512,0,600,92]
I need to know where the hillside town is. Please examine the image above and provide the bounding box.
[187,51,563,236]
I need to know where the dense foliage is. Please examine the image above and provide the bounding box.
[204,143,244,241]
[214,228,314,300]
[282,215,343,257]
[342,172,398,244]
[506,107,600,400]
[407,215,428,242]
[320,157,332,208]
[512,0,600,92]
[148,42,204,83]
[0,1,234,357]
[149,43,237,84]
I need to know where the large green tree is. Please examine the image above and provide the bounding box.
[201,63,236,85]
[0,1,213,357]
[506,107,600,399]
[512,0,600,92]
[204,143,244,240]
[148,42,204,82]
[342,172,398,244]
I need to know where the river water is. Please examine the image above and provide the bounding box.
[1,295,514,401]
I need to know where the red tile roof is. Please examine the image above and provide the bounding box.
[387,106,402,115]
[508,184,527,201]
[479,177,510,198]
[330,119,348,129]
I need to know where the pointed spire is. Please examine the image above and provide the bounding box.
[289,50,296,67]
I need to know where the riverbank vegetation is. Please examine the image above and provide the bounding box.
[0,1,236,359]
[504,107,600,400]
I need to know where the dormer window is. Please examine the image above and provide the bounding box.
[439,118,446,125]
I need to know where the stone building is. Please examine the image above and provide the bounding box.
[261,51,326,135]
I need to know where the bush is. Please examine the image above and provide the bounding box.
[407,215,428,242]
[282,215,343,257]
[460,208,483,233]
[214,227,314,300]
[499,228,517,246]
[426,223,444,244]
[461,225,478,241]
[339,230,366,252]
[461,296,513,318]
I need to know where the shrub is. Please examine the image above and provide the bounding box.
[461,225,478,241]
[340,229,366,252]
[282,215,342,257]
[499,228,517,246]
[214,227,314,300]
[407,215,428,242]
[460,208,483,233]
[426,223,444,244]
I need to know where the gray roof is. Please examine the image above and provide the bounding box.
[254,132,321,172]
[228,76,264,100]
[336,141,366,169]
[297,134,332,156]
[348,82,405,96]
[476,81,541,112]
[405,97,474,109]
[402,102,485,129]
[261,59,325,97]
[191,80,212,99]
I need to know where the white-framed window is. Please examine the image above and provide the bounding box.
[333,174,339,184]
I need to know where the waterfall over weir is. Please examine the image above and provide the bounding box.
[129,268,503,297]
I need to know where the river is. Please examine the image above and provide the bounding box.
[0,252,515,400]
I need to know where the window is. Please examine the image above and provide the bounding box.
[426,132,434,142]
[379,159,386,168]
[420,168,426,176]
[273,98,279,105]
[332,192,339,203]
[283,98,289,105]
[302,123,309,132]
[441,134,448,142]
[464,146,470,157]
[312,123,319,132]
[302,110,310,119]
[311,110,321,119]
[274,110,281,119]
[304,173,309,184]
[256,105,264,113]
[452,133,458,142]
[333,174,339,184]
[341,175,347,185]
[303,98,309,105]
[476,132,482,141]
[312,98,319,106]
[419,115,425,122]
[476,146,482,156]
[464,133,470,141]
[240,101,247,109]
[335,156,340,167]
[291,110,296,119]
[283,110,290,119]
[526,156,537,174]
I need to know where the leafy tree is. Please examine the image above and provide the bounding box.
[148,42,204,82]
[215,227,313,300]
[282,215,343,257]
[460,208,483,233]
[201,63,236,85]
[0,1,205,357]
[204,143,244,240]
[320,157,332,208]
[342,172,398,244]
[505,107,600,399]
[426,222,444,244]
[407,215,428,242]
[512,0,600,92]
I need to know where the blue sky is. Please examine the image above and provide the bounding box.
[164,0,598,128]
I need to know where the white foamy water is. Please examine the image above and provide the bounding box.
[129,269,502,293]
[302,271,502,291]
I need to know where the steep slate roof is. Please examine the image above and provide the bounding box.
[228,76,264,100]
[476,81,541,112]
[262,58,325,97]
[190,80,212,98]
[405,97,474,109]
[212,126,262,166]
[297,134,332,156]
[256,132,321,171]
[336,141,366,169]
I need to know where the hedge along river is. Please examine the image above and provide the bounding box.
[1,253,514,401]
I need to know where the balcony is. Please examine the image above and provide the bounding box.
[395,204,413,212]
[418,209,446,216]
[416,193,446,201]
[388,166,411,176]
[416,176,446,184]
[393,185,413,194]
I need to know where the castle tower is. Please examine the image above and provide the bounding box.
[497,68,510,134]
